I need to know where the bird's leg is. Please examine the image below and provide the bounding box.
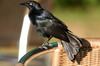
[39,36,52,49]
[42,36,52,46]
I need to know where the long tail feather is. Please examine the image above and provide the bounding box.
[62,32,82,60]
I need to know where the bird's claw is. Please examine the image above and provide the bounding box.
[39,45,48,49]
[42,43,49,46]
[39,43,53,49]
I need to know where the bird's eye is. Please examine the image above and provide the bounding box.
[29,3,32,5]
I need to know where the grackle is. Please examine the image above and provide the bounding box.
[20,0,82,60]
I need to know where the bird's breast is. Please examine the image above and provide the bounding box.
[36,19,52,27]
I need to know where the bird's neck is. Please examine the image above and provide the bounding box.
[30,9,43,15]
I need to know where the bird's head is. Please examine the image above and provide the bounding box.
[20,0,42,10]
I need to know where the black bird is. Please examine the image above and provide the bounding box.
[20,1,82,60]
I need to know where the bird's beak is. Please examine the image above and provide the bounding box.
[20,3,26,5]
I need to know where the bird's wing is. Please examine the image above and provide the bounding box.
[38,14,70,41]
[44,11,70,32]
[42,11,81,60]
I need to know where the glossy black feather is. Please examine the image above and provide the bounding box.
[20,1,82,60]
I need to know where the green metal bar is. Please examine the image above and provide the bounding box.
[19,42,58,64]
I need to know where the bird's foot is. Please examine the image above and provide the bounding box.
[40,43,49,49]
[43,43,49,46]
[38,43,48,49]
[39,43,53,49]
[39,45,48,49]
[42,43,53,47]
[48,43,53,47]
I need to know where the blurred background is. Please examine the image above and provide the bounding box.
[0,0,100,66]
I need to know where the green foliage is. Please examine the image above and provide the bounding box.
[57,0,84,6]
[55,0,100,7]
